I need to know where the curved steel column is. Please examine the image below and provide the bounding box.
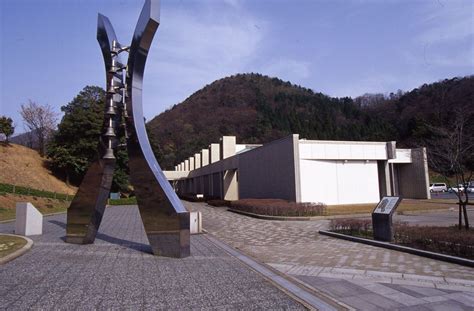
[65,14,119,244]
[66,0,190,258]
[126,0,190,258]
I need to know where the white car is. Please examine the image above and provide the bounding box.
[449,184,465,193]
[466,182,474,193]
[429,183,447,192]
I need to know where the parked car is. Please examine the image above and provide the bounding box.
[448,184,465,193]
[429,183,447,192]
[466,181,474,193]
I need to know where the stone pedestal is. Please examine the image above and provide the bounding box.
[15,202,43,236]
[372,196,402,242]
[190,211,202,234]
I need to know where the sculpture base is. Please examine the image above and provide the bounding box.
[148,231,190,258]
[65,235,94,244]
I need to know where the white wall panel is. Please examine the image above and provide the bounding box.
[299,141,388,160]
[300,159,380,205]
[389,149,412,163]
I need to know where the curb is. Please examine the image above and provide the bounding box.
[228,209,313,221]
[228,208,464,221]
[0,234,33,265]
[228,208,372,221]
[319,230,474,268]
[205,234,352,311]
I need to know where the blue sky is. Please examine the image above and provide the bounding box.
[1,0,473,133]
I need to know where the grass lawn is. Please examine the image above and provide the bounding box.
[325,199,456,216]
[0,193,70,221]
[0,235,27,258]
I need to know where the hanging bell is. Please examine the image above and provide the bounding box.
[107,85,117,94]
[114,81,124,90]
[106,106,116,115]
[103,148,115,160]
[104,127,116,137]
[109,60,124,74]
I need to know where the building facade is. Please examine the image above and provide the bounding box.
[164,135,430,205]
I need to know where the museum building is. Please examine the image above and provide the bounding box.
[163,135,430,205]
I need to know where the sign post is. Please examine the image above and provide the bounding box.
[372,196,402,242]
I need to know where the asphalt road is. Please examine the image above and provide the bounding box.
[429,192,469,200]
[395,208,474,226]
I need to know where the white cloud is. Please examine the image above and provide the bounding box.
[415,2,473,45]
[258,58,311,84]
[326,73,434,98]
[141,4,267,117]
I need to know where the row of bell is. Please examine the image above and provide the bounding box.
[103,40,128,161]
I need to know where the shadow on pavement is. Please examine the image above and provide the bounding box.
[48,220,152,254]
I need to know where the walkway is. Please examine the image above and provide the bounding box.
[185,202,474,310]
[0,207,303,310]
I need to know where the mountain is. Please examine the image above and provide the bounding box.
[147,73,473,170]
[147,73,388,169]
[362,76,474,147]
[10,130,40,150]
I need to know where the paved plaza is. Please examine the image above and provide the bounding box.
[1,203,474,310]
[184,202,474,310]
[0,207,303,310]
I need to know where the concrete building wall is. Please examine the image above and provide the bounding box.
[164,135,429,204]
[209,144,220,164]
[299,160,380,205]
[223,170,238,200]
[194,153,201,169]
[220,136,236,160]
[201,149,209,167]
[397,148,430,199]
[299,140,388,160]
[238,135,298,201]
[211,172,222,198]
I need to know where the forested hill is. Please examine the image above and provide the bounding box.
[147,73,473,169]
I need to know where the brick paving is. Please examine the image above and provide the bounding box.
[185,202,474,310]
[0,206,304,310]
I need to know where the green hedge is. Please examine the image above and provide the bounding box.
[0,183,73,201]
[108,197,137,205]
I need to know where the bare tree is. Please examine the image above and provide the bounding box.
[425,105,473,230]
[20,100,58,156]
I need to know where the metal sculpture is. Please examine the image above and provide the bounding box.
[66,0,190,258]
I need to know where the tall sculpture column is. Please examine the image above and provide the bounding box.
[65,0,190,258]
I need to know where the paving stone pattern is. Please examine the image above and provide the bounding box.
[185,202,474,310]
[0,206,304,310]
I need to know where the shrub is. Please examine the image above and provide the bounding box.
[329,218,372,237]
[0,182,72,201]
[230,199,326,217]
[178,193,206,202]
[394,224,474,259]
[108,197,137,205]
[207,199,231,207]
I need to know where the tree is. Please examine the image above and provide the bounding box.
[424,105,473,230]
[20,100,58,156]
[0,116,14,143]
[47,86,105,185]
[47,85,130,192]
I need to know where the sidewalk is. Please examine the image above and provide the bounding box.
[0,207,303,310]
[185,202,474,310]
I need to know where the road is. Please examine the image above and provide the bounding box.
[430,191,469,200]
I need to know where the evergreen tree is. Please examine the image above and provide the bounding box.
[0,116,14,143]
[47,85,130,192]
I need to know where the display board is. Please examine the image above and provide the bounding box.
[373,196,402,215]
